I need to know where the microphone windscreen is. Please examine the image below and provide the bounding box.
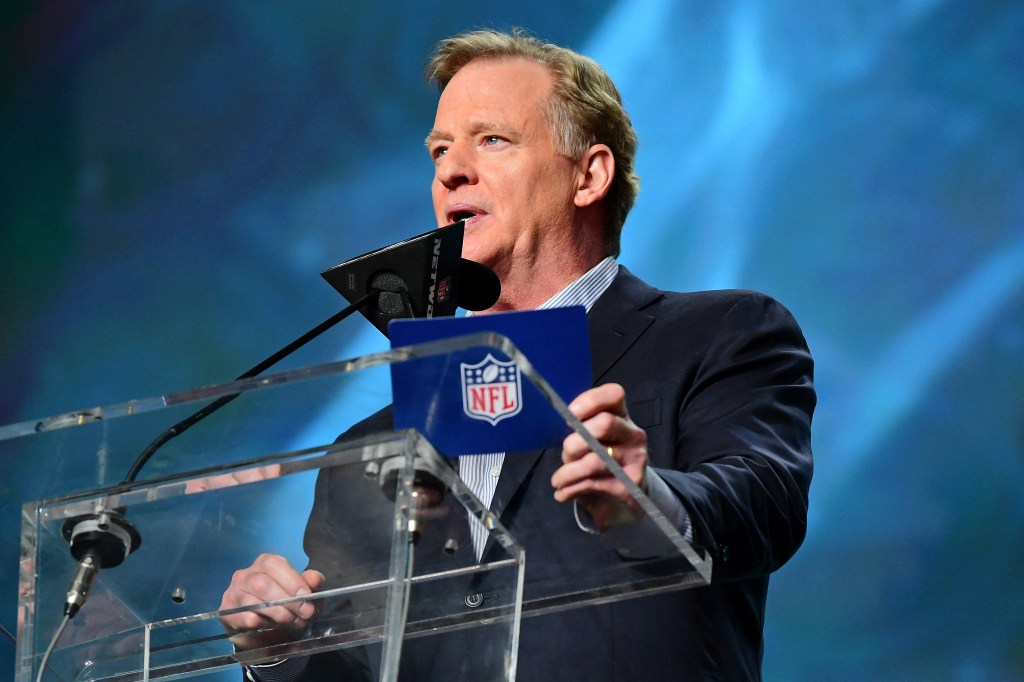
[457,259,500,311]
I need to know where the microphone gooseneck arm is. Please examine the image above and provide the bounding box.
[122,288,381,484]
[47,286,382,665]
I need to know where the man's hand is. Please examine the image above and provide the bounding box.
[185,464,282,494]
[219,553,324,651]
[551,383,648,531]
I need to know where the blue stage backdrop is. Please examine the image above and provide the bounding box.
[2,1,1022,679]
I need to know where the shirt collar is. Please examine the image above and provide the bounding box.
[536,256,618,313]
[466,257,619,316]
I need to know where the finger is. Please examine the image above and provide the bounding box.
[301,569,326,592]
[230,468,271,485]
[239,464,283,483]
[551,452,616,492]
[185,474,231,493]
[226,556,315,623]
[297,569,327,619]
[553,473,632,504]
[221,588,297,632]
[553,448,647,497]
[561,414,623,461]
[553,456,646,501]
[184,479,208,494]
[252,554,316,597]
[567,383,628,421]
[188,473,242,492]
[561,419,642,466]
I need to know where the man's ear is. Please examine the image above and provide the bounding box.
[574,144,614,209]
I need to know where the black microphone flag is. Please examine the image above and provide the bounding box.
[321,220,492,337]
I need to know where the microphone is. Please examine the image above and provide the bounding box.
[321,222,503,535]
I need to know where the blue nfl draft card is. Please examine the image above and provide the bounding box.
[388,307,592,456]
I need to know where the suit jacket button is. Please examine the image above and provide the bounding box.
[465,593,484,608]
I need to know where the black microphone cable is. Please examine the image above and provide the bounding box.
[123,288,381,484]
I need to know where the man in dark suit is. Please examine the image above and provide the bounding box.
[222,28,814,681]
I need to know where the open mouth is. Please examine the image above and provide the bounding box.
[450,210,482,224]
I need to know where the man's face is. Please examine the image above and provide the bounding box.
[427,58,581,286]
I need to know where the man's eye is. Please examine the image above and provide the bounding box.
[432,146,448,159]
[484,135,503,146]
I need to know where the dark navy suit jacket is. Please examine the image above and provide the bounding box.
[299,267,815,681]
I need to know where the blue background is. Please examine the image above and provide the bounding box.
[2,1,1022,679]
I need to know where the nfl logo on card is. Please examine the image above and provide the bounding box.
[461,354,523,425]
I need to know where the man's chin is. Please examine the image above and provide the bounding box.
[460,247,496,269]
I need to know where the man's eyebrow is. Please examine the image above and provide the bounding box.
[470,119,516,136]
[424,120,517,148]
[424,129,447,149]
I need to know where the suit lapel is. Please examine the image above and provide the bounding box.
[587,266,663,383]
[488,446,544,522]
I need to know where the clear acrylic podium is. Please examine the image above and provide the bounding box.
[6,334,712,681]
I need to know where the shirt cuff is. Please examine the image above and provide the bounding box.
[244,655,309,682]
[573,467,693,555]
[644,468,694,544]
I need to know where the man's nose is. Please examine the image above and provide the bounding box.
[435,142,476,189]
